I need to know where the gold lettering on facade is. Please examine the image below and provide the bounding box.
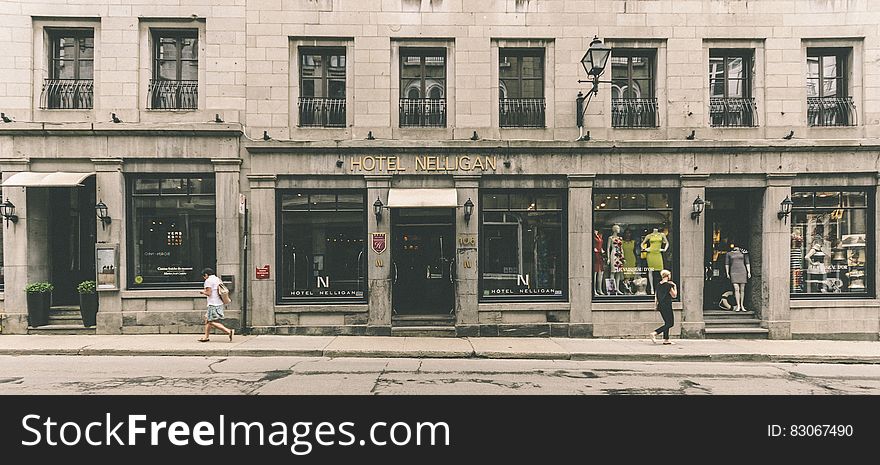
[349,155,498,173]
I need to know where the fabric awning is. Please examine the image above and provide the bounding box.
[2,172,95,187]
[386,188,458,208]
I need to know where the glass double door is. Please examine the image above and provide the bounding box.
[49,180,97,306]
[392,209,455,315]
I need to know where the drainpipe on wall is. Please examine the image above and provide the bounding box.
[241,201,249,334]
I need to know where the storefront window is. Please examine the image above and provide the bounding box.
[593,191,677,298]
[480,190,565,300]
[279,191,366,303]
[790,189,873,296]
[129,176,216,287]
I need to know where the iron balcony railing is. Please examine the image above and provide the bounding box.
[499,98,546,128]
[399,98,446,127]
[611,98,659,128]
[298,97,346,128]
[147,79,198,110]
[40,79,93,110]
[710,97,758,127]
[808,96,857,127]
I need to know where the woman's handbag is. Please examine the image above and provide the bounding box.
[218,283,232,304]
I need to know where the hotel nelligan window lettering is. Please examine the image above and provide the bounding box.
[130,177,216,287]
[790,190,873,296]
[481,191,565,300]
[279,191,366,302]
[593,191,677,298]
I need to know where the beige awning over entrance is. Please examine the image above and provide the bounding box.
[386,188,458,208]
[2,172,95,187]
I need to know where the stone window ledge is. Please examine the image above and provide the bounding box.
[274,304,368,314]
[790,299,880,309]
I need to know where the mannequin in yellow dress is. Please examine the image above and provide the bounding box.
[641,227,669,294]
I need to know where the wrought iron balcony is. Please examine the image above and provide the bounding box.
[710,97,758,127]
[399,98,446,128]
[499,98,546,128]
[147,79,198,110]
[611,98,659,128]
[808,96,857,127]
[40,79,93,110]
[298,97,346,128]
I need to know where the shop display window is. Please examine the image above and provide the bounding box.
[278,191,366,303]
[790,190,872,296]
[593,191,677,298]
[480,190,566,300]
[129,176,216,287]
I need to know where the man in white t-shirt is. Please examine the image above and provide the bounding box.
[198,267,234,342]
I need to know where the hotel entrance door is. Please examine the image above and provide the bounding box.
[392,208,455,315]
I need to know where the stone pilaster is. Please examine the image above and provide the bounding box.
[247,174,277,327]
[568,174,595,337]
[1,159,30,333]
[679,175,708,338]
[93,158,125,334]
[454,175,480,331]
[762,174,794,339]
[213,159,243,312]
[366,175,392,333]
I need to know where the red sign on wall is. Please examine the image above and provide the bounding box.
[255,265,270,280]
[372,233,387,254]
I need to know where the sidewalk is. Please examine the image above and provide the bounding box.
[0,335,878,363]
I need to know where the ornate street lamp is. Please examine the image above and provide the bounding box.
[373,197,384,222]
[463,198,474,225]
[576,36,614,138]
[778,196,793,223]
[1,199,18,227]
[691,196,705,223]
[95,200,112,229]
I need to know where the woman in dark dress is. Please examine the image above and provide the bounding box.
[649,269,677,345]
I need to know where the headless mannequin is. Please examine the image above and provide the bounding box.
[725,244,752,312]
[593,230,605,295]
[641,227,669,294]
[606,224,623,295]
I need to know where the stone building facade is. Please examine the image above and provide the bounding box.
[0,0,878,340]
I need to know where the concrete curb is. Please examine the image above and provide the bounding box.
[2,347,878,364]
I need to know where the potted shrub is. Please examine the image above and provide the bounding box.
[77,280,98,327]
[25,282,54,327]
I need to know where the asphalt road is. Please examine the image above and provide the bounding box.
[1,356,879,395]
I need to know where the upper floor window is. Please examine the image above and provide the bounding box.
[807,48,856,126]
[299,47,346,128]
[41,29,94,109]
[399,48,446,128]
[709,49,757,127]
[148,29,198,110]
[499,48,545,128]
[611,50,658,128]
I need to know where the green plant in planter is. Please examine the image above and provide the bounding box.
[25,282,54,327]
[77,280,99,328]
[77,280,96,294]
[25,282,54,294]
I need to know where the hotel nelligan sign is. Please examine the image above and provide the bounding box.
[348,155,498,172]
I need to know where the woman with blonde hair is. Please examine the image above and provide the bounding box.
[649,269,677,345]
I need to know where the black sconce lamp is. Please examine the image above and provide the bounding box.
[778,195,793,223]
[463,198,474,225]
[1,199,18,227]
[690,195,704,223]
[576,36,612,138]
[95,200,112,229]
[373,197,383,222]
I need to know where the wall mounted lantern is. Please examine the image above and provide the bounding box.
[463,198,474,225]
[373,197,384,222]
[691,196,705,223]
[95,200,112,230]
[778,196,793,223]
[1,199,18,227]
[576,36,613,138]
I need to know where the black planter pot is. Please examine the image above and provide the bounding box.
[79,293,98,327]
[26,292,50,327]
